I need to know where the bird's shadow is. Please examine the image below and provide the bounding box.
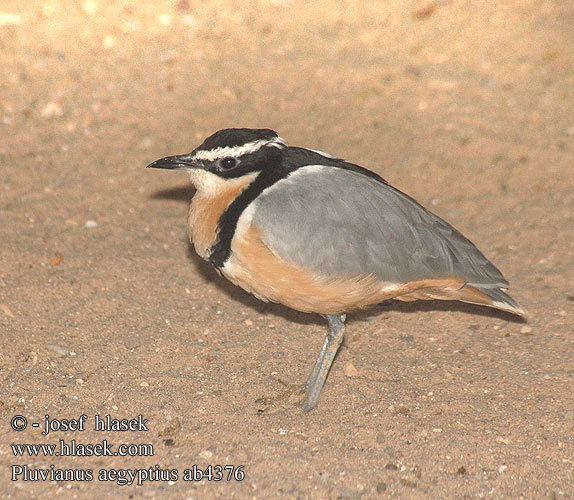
[148,184,527,328]
[149,185,196,203]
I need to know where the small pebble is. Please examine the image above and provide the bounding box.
[412,2,437,20]
[394,406,411,416]
[83,0,97,15]
[157,13,172,25]
[159,417,182,437]
[84,220,98,228]
[41,102,64,118]
[520,326,532,334]
[50,253,63,266]
[1,304,15,318]
[102,34,117,50]
[343,362,358,377]
[181,14,196,27]
[175,0,190,10]
[46,344,70,356]
[136,136,153,150]
[427,79,458,91]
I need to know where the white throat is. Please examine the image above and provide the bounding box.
[189,169,258,197]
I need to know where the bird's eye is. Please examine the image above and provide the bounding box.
[218,157,238,170]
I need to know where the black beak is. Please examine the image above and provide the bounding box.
[146,154,198,171]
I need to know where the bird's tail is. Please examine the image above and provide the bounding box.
[465,285,526,317]
[393,277,526,317]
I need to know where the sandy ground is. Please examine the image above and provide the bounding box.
[1,0,573,498]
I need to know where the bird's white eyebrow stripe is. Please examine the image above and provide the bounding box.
[191,137,287,161]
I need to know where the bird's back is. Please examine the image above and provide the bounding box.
[253,163,504,287]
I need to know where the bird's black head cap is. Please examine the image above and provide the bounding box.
[194,128,279,153]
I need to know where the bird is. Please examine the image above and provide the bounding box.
[147,128,525,412]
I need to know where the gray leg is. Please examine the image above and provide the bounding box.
[302,314,346,412]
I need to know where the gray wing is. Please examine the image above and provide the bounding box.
[251,166,508,288]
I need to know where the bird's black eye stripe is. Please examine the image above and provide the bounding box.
[218,157,238,170]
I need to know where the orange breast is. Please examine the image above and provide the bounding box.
[187,176,255,259]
